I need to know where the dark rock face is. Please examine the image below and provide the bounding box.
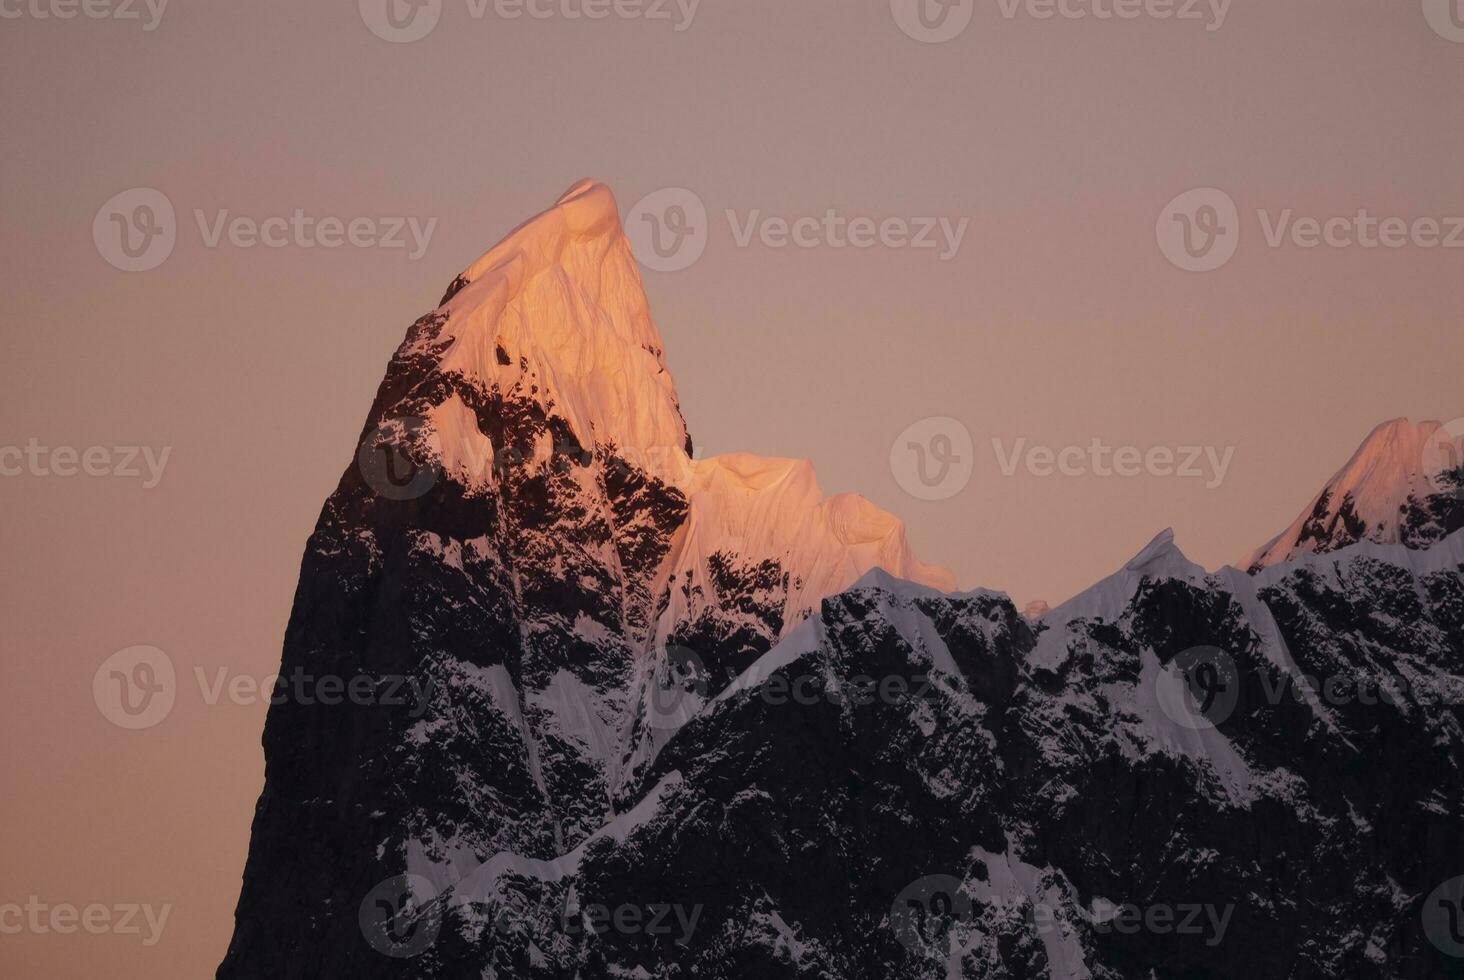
[549,540,1464,980]
[219,271,1463,976]
[1402,486,1464,553]
[217,298,696,976]
[222,431,1464,980]
[1292,490,1370,558]
[1269,488,1464,573]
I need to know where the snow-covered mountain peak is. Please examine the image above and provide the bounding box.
[368,182,954,660]
[1244,416,1464,571]
[655,453,956,643]
[1029,528,1209,669]
[452,179,626,293]
[383,182,954,617]
[426,179,692,459]
[1317,417,1445,510]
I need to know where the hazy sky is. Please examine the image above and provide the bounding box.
[2,1,1461,976]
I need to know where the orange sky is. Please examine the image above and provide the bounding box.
[2,2,1461,977]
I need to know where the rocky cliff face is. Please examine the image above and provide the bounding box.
[465,531,1463,978]
[218,182,952,978]
[219,184,1464,980]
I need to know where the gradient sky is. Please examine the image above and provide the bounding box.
[2,1,1462,976]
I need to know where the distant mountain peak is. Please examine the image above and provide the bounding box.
[1244,417,1464,571]
[384,181,951,640]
